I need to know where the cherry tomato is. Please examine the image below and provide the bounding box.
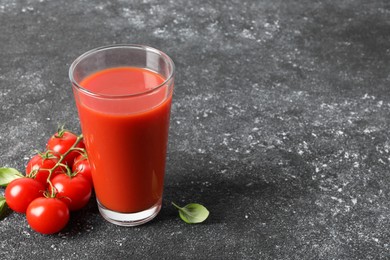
[26,152,66,186]
[72,153,92,186]
[46,130,85,167]
[5,178,45,213]
[51,173,92,211]
[26,197,69,235]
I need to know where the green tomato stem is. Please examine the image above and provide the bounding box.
[46,134,84,182]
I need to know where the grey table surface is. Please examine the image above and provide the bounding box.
[0,0,389,259]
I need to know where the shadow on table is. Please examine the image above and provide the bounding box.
[159,176,273,225]
[155,151,315,226]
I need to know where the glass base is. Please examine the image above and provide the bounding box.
[97,198,162,226]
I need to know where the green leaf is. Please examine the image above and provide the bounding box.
[0,168,23,187]
[0,196,8,220]
[172,202,209,224]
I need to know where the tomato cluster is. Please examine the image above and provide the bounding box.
[3,128,93,235]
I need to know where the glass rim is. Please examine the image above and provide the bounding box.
[69,44,175,99]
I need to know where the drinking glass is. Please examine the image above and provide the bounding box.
[69,45,175,226]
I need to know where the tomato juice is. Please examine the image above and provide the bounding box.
[74,67,173,213]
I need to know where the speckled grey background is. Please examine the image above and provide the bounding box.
[0,0,389,259]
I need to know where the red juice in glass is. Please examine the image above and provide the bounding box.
[69,45,175,226]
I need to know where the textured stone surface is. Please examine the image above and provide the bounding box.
[0,0,390,259]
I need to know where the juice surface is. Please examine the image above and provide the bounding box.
[76,67,172,213]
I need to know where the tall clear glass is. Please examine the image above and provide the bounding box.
[69,45,175,226]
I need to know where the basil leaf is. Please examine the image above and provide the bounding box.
[0,196,8,220]
[172,202,209,224]
[0,168,23,187]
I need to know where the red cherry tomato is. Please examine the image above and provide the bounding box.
[26,197,70,235]
[72,154,93,186]
[5,178,45,213]
[26,152,66,186]
[46,130,85,167]
[51,173,92,211]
